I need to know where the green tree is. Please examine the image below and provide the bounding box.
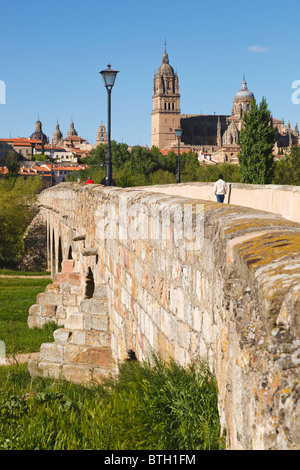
[0,177,42,266]
[273,146,300,185]
[5,151,20,180]
[149,169,176,185]
[238,97,277,184]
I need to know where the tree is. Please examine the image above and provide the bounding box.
[273,146,300,185]
[0,176,42,266]
[238,97,277,184]
[5,151,20,180]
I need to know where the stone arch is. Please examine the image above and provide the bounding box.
[84,267,95,299]
[51,229,56,276]
[47,222,51,271]
[58,236,63,273]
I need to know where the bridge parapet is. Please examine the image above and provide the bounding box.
[28,182,300,450]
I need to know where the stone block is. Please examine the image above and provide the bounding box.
[45,283,60,294]
[64,344,86,363]
[62,294,79,307]
[40,343,64,363]
[27,316,37,329]
[41,304,57,317]
[56,305,67,319]
[68,273,81,286]
[88,347,113,367]
[53,329,71,343]
[70,330,86,345]
[70,285,83,295]
[86,331,111,347]
[27,358,40,376]
[28,304,41,317]
[62,364,93,384]
[65,313,84,330]
[62,260,74,273]
[38,361,63,379]
[37,293,62,306]
[93,284,108,299]
[84,314,109,332]
[80,298,108,315]
[192,306,202,332]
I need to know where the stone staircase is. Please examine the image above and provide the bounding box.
[28,272,115,383]
[27,270,82,329]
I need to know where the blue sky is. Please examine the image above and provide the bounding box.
[1,0,300,147]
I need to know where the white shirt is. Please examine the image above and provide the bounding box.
[214,179,227,195]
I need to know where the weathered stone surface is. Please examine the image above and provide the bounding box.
[80,299,108,314]
[84,314,109,332]
[18,210,47,271]
[53,329,71,343]
[64,313,84,330]
[27,182,300,450]
[62,364,92,384]
[40,343,64,362]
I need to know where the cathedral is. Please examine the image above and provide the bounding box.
[151,46,300,163]
[30,116,49,144]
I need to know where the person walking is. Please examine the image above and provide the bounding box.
[214,174,227,203]
[85,176,94,184]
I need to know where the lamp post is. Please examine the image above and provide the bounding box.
[100,161,103,182]
[50,150,54,187]
[100,64,119,186]
[175,128,182,183]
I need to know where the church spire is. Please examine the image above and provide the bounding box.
[162,41,169,64]
[241,74,248,90]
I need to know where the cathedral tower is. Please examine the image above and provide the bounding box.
[67,119,78,137]
[52,121,63,146]
[232,75,254,126]
[151,45,181,149]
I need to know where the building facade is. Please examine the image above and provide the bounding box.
[151,47,300,163]
[96,123,108,146]
[151,44,181,149]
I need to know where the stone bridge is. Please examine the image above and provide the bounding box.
[27,182,300,450]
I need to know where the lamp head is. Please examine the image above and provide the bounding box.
[175,128,183,138]
[100,64,119,89]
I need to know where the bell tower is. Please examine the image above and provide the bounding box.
[151,44,181,149]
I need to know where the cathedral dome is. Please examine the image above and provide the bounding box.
[30,116,48,143]
[157,45,175,76]
[234,76,254,100]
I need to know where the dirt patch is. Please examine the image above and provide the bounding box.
[0,352,40,366]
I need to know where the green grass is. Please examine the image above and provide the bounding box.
[0,268,51,276]
[0,274,225,450]
[0,276,56,355]
[0,357,226,450]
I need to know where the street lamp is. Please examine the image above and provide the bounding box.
[100,63,119,186]
[175,128,182,183]
[100,161,104,182]
[49,150,54,187]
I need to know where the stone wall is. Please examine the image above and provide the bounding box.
[19,209,48,271]
[28,183,300,450]
[137,182,300,224]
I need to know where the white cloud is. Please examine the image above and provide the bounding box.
[248,45,269,53]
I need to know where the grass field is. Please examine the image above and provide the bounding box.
[0,275,55,355]
[0,268,51,276]
[0,272,225,450]
[0,358,225,450]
